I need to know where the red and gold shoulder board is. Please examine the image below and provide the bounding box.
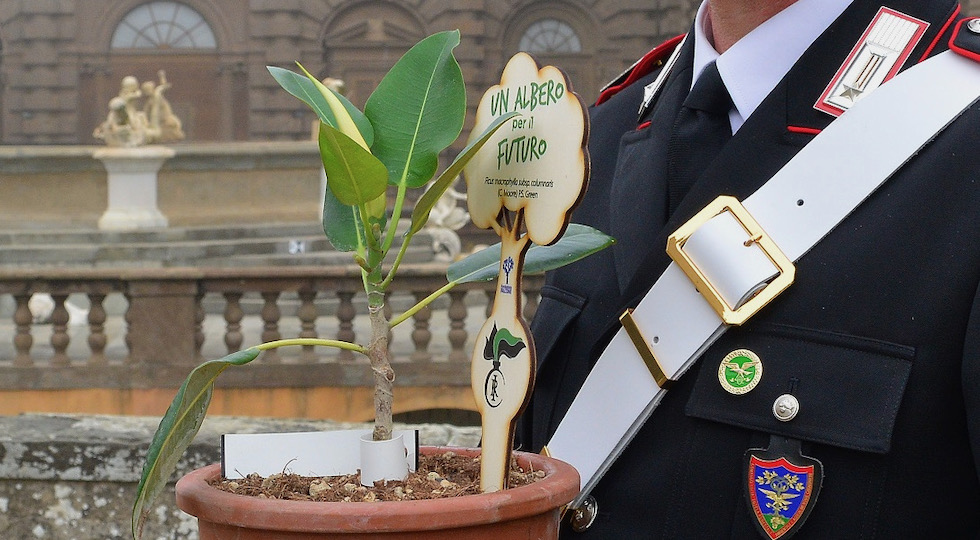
[950,17,980,63]
[596,34,684,106]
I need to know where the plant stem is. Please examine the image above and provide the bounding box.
[255,338,367,354]
[359,203,382,255]
[362,264,395,441]
[367,299,395,441]
[379,228,414,290]
[382,183,409,255]
[379,182,410,289]
[389,281,456,329]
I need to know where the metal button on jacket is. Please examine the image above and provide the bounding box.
[569,495,598,532]
[773,394,800,422]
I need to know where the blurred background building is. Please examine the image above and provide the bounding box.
[0,0,701,145]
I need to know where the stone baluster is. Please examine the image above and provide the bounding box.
[223,292,244,354]
[448,289,469,362]
[336,291,356,362]
[260,291,281,363]
[13,293,33,367]
[410,290,432,362]
[87,293,108,367]
[124,293,134,364]
[194,293,205,362]
[50,294,70,367]
[297,289,318,363]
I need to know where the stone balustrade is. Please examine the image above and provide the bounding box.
[0,265,541,420]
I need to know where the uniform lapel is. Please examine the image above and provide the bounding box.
[608,40,693,294]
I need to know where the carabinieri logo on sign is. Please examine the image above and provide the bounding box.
[481,323,526,407]
[747,456,816,539]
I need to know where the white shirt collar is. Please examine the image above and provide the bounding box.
[691,0,852,133]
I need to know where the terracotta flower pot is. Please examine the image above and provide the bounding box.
[176,446,580,539]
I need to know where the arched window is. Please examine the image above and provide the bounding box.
[519,19,582,54]
[111,1,216,49]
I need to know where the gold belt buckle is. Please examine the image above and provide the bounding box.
[666,195,795,326]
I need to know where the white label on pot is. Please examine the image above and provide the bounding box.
[220,429,419,479]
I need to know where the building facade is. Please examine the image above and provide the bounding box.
[0,0,699,145]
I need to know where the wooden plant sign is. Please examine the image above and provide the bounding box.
[463,52,589,492]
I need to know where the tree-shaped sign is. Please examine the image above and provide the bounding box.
[463,52,589,492]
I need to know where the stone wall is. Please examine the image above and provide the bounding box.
[0,414,481,539]
[0,0,690,145]
[0,141,322,229]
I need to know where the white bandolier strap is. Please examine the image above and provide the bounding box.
[547,50,980,510]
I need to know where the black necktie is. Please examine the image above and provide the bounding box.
[666,61,733,215]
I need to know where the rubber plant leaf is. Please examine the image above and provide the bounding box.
[364,191,388,240]
[318,122,389,206]
[131,348,261,540]
[409,111,520,236]
[267,66,374,147]
[365,30,465,189]
[447,224,615,284]
[321,176,364,253]
[296,63,371,149]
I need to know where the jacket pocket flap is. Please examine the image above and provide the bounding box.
[529,285,586,364]
[685,324,914,454]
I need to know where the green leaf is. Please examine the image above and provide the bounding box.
[447,224,615,283]
[321,182,363,252]
[267,66,374,147]
[318,122,389,206]
[365,30,465,189]
[409,111,520,236]
[365,191,388,236]
[132,348,260,540]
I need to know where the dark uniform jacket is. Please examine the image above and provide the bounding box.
[517,0,980,537]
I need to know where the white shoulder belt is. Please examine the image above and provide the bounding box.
[547,50,980,509]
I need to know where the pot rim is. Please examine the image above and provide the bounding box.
[176,446,580,533]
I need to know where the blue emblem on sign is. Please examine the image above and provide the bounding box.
[744,437,823,540]
[501,256,514,294]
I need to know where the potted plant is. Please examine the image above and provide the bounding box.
[131,30,610,539]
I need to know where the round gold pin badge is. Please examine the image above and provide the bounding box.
[718,349,762,395]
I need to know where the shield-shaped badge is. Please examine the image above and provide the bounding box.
[745,437,823,539]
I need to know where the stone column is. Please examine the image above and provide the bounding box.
[125,279,199,366]
[95,146,174,230]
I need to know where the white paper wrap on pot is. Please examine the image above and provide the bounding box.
[220,429,418,479]
[359,432,411,486]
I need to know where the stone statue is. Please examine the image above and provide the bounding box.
[322,77,346,95]
[94,71,185,147]
[93,76,148,147]
[142,70,185,143]
[424,178,470,262]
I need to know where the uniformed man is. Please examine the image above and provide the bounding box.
[517,0,980,537]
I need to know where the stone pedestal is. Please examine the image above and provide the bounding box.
[95,146,174,230]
